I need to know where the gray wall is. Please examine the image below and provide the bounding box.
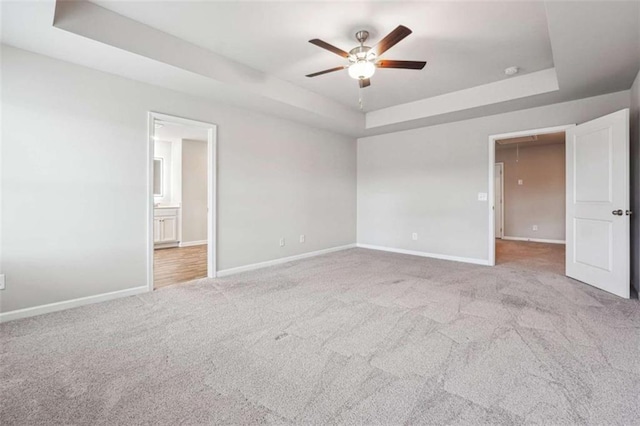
[631,69,640,294]
[496,143,565,241]
[181,139,208,244]
[1,46,357,313]
[357,91,630,262]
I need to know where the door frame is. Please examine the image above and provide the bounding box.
[494,162,504,239]
[487,124,574,266]
[147,112,217,292]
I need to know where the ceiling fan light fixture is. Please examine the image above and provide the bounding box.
[348,60,376,80]
[307,25,424,89]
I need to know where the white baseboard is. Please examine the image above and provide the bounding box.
[216,244,357,277]
[154,241,179,249]
[356,243,490,266]
[179,240,207,248]
[0,286,148,323]
[502,236,566,244]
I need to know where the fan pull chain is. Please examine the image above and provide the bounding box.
[358,87,364,111]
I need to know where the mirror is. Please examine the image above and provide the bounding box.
[153,158,163,197]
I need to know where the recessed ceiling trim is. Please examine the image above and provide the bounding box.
[4,0,636,138]
[52,0,364,132]
[366,68,560,129]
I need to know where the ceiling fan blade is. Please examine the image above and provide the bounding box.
[359,78,371,88]
[305,66,347,78]
[376,60,426,70]
[309,39,350,58]
[374,25,412,56]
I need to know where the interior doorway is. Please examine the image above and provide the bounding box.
[488,125,574,269]
[488,110,631,299]
[148,112,217,290]
[493,130,567,272]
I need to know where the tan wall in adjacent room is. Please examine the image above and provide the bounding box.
[496,142,565,242]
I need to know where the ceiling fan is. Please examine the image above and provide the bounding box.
[306,25,426,88]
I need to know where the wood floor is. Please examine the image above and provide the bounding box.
[496,238,565,275]
[154,244,208,289]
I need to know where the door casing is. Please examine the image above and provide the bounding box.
[147,112,217,292]
[494,162,504,239]
[488,124,575,266]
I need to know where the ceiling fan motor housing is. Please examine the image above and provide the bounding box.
[348,45,376,63]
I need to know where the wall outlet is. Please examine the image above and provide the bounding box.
[532,225,538,231]
[412,233,418,241]
[0,274,5,290]
[279,238,285,247]
[299,234,305,243]
[478,192,488,201]
[518,179,523,186]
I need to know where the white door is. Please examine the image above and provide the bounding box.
[494,163,503,238]
[161,217,178,242]
[566,109,630,298]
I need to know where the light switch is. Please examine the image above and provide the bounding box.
[518,179,523,185]
[478,192,488,201]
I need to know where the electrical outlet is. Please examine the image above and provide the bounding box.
[0,274,5,290]
[532,225,538,231]
[478,192,488,201]
[279,238,285,247]
[299,234,305,243]
[412,233,418,241]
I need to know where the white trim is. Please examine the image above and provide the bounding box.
[488,124,574,267]
[0,286,148,323]
[495,162,504,239]
[217,244,357,277]
[179,240,208,248]
[154,242,180,249]
[148,112,217,293]
[502,236,566,245]
[357,244,490,266]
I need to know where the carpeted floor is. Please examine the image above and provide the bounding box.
[2,242,639,425]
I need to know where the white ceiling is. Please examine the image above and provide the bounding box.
[92,1,555,112]
[2,1,639,137]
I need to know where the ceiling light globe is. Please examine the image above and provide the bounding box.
[348,61,376,80]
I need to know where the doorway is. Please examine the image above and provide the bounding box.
[488,125,574,272]
[492,130,568,273]
[148,112,217,290]
[488,110,631,299]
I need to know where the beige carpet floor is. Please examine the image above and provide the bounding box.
[2,241,639,425]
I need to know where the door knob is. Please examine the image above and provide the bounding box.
[612,209,623,216]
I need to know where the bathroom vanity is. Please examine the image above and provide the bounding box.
[154,206,180,248]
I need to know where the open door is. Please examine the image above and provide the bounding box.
[566,109,630,298]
